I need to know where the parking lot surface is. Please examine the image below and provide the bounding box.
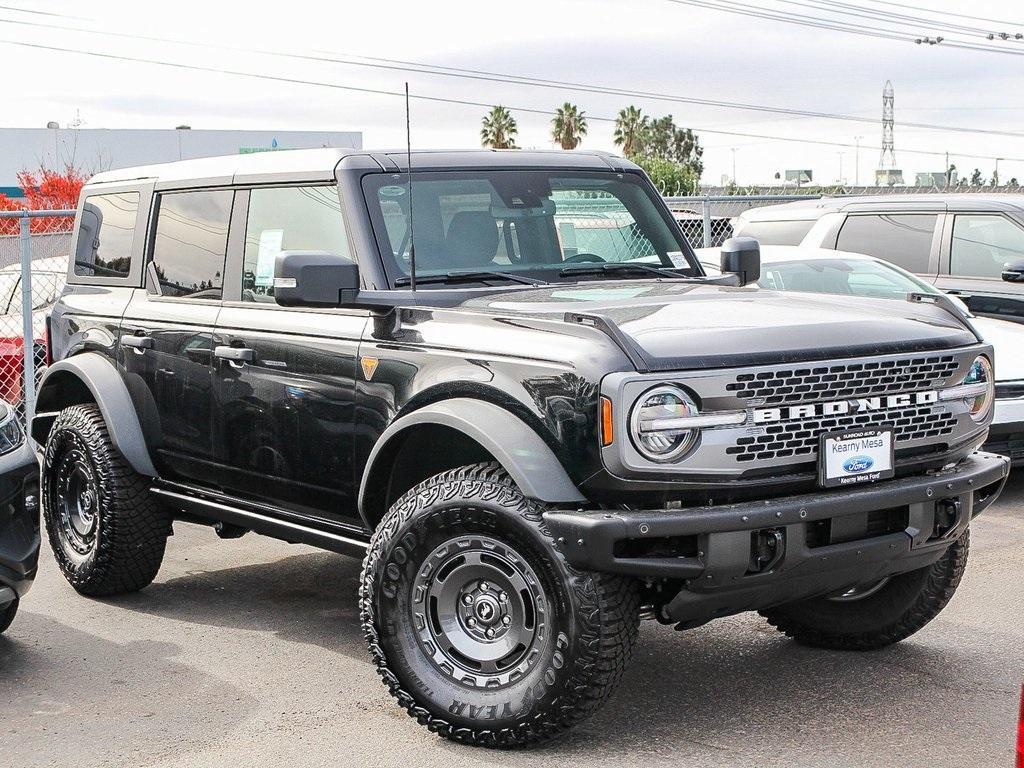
[3,473,1022,768]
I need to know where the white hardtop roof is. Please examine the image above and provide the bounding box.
[87,147,355,188]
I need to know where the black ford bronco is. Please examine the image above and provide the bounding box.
[35,148,1010,746]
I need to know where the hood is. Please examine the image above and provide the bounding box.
[464,281,979,371]
[971,316,1024,381]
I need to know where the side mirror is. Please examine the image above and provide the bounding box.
[1002,258,1024,283]
[720,237,761,287]
[273,251,359,307]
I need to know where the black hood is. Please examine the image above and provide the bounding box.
[464,281,979,371]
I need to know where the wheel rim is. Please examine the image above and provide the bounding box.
[411,534,548,688]
[827,577,891,602]
[54,447,99,557]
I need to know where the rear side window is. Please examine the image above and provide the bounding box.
[733,218,814,246]
[74,192,139,277]
[241,186,348,302]
[950,214,1024,278]
[149,190,232,299]
[836,214,937,273]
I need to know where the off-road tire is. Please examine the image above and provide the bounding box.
[42,404,168,596]
[0,598,16,634]
[760,529,970,650]
[360,462,641,747]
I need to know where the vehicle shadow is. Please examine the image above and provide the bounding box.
[97,520,1022,767]
[0,614,257,767]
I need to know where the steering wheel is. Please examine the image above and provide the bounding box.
[563,252,606,264]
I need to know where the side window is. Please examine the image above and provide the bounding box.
[74,191,139,277]
[950,214,1024,279]
[149,190,232,299]
[242,186,348,302]
[836,214,937,273]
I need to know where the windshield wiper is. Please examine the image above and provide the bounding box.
[559,262,683,279]
[394,269,546,287]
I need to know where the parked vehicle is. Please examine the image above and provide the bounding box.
[731,195,1024,323]
[0,256,68,404]
[696,245,1024,465]
[0,400,42,635]
[34,149,1010,746]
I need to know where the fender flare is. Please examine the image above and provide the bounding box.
[33,354,158,477]
[358,397,585,523]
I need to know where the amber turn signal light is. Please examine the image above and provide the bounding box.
[600,396,614,447]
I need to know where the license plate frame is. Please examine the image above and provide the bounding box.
[818,427,895,488]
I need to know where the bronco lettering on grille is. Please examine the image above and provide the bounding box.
[752,390,939,424]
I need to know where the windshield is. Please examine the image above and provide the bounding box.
[362,170,698,287]
[758,257,939,299]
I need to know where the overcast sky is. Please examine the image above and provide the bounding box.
[5,0,1024,185]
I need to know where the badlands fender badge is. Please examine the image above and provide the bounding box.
[360,356,379,381]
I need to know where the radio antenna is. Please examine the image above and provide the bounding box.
[405,82,417,292]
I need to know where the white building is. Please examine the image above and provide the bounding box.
[0,127,363,196]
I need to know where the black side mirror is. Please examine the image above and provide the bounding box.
[720,237,761,287]
[274,251,359,307]
[1002,258,1024,283]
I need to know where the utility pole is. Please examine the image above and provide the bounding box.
[945,151,950,189]
[838,152,844,185]
[995,157,1002,187]
[731,147,737,185]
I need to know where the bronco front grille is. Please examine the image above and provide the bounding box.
[726,355,959,407]
[726,403,957,462]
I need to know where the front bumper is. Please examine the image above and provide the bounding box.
[0,442,41,606]
[986,397,1024,464]
[545,451,1011,624]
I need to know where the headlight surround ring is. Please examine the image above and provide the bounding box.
[628,384,700,462]
[963,354,995,423]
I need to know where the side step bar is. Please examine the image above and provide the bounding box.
[151,487,369,558]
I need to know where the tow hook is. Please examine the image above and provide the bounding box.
[935,498,962,539]
[749,528,785,574]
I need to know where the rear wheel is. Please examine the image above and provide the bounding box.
[360,462,640,747]
[42,404,168,596]
[0,598,16,634]
[760,529,969,650]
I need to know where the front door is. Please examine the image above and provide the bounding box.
[210,184,368,525]
[936,212,1024,324]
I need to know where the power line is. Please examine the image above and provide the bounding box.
[777,0,1015,38]
[855,0,1024,29]
[3,36,1022,164]
[2,12,1024,139]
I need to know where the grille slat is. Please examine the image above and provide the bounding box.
[725,404,957,462]
[727,355,959,406]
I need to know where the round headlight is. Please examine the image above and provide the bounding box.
[629,385,699,462]
[963,355,995,422]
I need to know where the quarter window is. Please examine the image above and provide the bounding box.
[149,190,232,299]
[74,191,139,278]
[950,214,1024,278]
[241,186,348,302]
[836,214,937,273]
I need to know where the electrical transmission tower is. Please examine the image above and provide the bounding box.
[879,80,896,169]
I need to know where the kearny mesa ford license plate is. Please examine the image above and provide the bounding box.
[818,427,895,488]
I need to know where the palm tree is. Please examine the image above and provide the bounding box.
[480,106,518,149]
[551,102,588,150]
[613,106,647,158]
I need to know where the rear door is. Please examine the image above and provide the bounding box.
[833,211,942,283]
[120,188,233,484]
[935,211,1024,323]
[212,184,368,525]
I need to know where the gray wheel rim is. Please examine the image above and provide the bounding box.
[410,534,548,688]
[54,446,99,557]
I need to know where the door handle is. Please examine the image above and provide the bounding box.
[214,346,256,364]
[122,335,153,353]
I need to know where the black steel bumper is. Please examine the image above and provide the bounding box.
[0,442,41,607]
[545,451,1011,624]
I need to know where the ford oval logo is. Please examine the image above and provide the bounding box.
[843,456,874,473]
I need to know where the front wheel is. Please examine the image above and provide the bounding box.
[760,529,970,650]
[359,463,640,747]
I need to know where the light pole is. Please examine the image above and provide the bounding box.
[838,152,844,185]
[731,147,737,185]
[854,136,862,186]
[995,157,1003,187]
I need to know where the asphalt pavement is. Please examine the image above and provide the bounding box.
[2,473,1022,768]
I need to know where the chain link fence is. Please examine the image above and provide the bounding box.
[0,210,74,426]
[664,195,818,249]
